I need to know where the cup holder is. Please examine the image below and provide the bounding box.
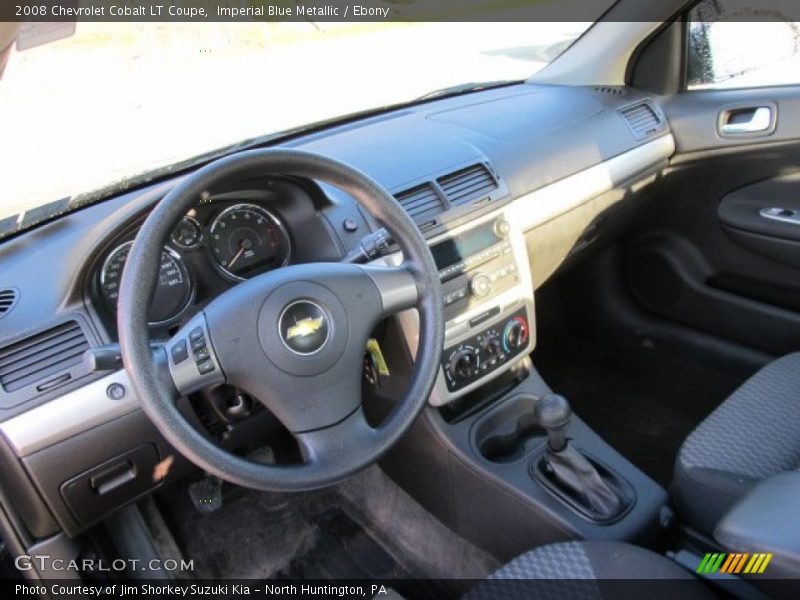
[473,394,546,463]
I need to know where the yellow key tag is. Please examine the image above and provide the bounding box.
[366,338,390,376]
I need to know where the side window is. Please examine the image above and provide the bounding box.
[687,0,800,89]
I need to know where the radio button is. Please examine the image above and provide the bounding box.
[494,219,511,237]
[470,275,492,298]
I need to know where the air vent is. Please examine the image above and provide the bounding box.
[437,163,498,205]
[620,102,662,140]
[394,183,445,221]
[0,288,18,319]
[0,321,89,393]
[594,86,627,96]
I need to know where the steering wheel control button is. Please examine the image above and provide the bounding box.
[196,359,215,375]
[167,315,225,396]
[170,340,189,364]
[106,382,126,400]
[279,300,330,355]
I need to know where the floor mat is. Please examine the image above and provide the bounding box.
[534,337,745,488]
[272,508,412,579]
[156,467,490,599]
[273,508,447,599]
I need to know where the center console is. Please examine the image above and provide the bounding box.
[389,208,536,405]
[376,207,668,564]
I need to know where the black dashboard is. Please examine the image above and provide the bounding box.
[0,83,673,420]
[0,82,674,540]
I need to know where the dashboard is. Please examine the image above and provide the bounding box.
[0,82,675,541]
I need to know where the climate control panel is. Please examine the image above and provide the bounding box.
[441,308,530,392]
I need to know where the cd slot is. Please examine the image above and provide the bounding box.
[438,239,511,283]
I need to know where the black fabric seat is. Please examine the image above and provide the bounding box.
[672,352,800,536]
[465,541,715,600]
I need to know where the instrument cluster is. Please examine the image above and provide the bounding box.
[96,200,292,327]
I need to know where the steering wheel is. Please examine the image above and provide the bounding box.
[117,149,444,491]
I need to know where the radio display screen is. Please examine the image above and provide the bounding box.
[431,221,500,270]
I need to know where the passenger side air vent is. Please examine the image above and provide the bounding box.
[0,288,18,320]
[394,183,445,221]
[619,101,663,140]
[0,320,89,393]
[437,163,498,205]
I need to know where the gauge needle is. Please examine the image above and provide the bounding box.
[227,243,246,269]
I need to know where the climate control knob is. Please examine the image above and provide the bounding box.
[448,348,478,381]
[482,334,501,356]
[502,317,529,353]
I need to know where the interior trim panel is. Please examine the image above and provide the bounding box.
[0,370,139,457]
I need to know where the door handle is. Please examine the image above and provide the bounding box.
[760,207,800,226]
[719,106,774,136]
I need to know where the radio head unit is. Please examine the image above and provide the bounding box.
[432,217,520,322]
[388,209,536,406]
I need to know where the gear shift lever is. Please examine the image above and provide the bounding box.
[534,394,570,452]
[533,394,630,521]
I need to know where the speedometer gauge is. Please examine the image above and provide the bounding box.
[100,241,193,324]
[208,204,291,281]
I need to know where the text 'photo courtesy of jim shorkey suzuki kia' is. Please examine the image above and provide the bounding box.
[0,0,800,599]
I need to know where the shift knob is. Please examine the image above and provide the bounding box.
[535,394,571,452]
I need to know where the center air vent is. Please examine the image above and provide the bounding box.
[0,320,89,393]
[394,183,445,221]
[0,288,18,319]
[620,101,662,140]
[437,163,498,205]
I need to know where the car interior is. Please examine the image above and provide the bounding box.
[0,0,799,598]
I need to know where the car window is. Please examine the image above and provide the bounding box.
[686,0,800,90]
[0,20,605,229]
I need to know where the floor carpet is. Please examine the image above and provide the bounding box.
[156,466,497,599]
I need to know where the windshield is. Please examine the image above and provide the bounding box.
[0,20,597,228]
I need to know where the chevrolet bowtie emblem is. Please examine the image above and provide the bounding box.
[286,316,324,340]
[279,301,330,355]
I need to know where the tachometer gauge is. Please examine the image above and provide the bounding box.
[208,204,291,281]
[99,241,193,324]
[170,216,203,249]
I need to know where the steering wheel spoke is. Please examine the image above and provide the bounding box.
[294,407,376,468]
[359,263,420,315]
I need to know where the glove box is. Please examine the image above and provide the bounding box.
[60,444,160,528]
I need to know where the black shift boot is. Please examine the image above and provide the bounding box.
[534,394,632,521]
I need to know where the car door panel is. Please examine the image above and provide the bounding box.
[664,86,800,153]
[624,88,800,356]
